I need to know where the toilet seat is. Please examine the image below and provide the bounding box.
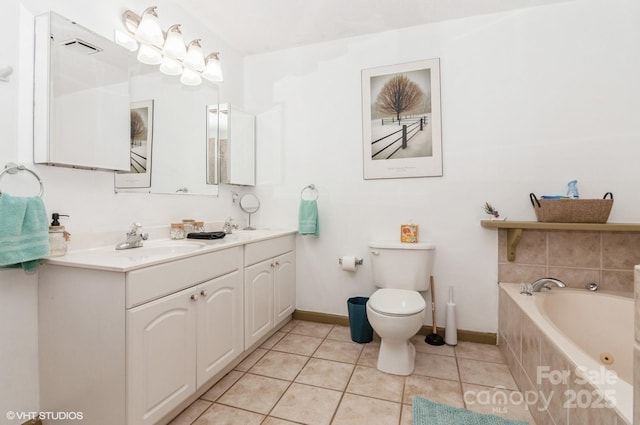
[368,288,425,316]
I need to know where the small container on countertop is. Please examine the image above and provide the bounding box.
[48,213,71,257]
[170,223,185,240]
[182,219,196,235]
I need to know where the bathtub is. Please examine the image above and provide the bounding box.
[499,282,633,424]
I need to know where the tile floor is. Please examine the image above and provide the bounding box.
[169,320,537,425]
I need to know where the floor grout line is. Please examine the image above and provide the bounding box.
[172,319,536,425]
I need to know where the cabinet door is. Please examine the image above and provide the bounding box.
[274,251,296,325]
[197,270,244,386]
[127,287,197,425]
[244,259,274,347]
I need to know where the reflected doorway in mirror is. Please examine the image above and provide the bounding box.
[115,100,154,188]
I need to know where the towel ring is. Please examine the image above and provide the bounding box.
[300,184,319,201]
[0,163,44,197]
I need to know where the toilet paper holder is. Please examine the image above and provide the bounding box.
[338,257,363,266]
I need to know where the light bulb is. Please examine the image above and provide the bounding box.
[135,6,164,46]
[163,24,186,60]
[180,68,202,86]
[203,53,223,82]
[184,39,205,72]
[159,56,183,75]
[137,43,162,65]
[114,29,138,51]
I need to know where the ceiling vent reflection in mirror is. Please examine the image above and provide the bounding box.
[117,6,223,86]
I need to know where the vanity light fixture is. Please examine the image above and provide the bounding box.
[137,43,162,65]
[203,53,223,82]
[0,66,13,83]
[159,55,183,76]
[162,25,186,60]
[184,39,205,72]
[120,6,224,85]
[135,7,164,46]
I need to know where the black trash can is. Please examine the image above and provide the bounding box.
[347,297,373,343]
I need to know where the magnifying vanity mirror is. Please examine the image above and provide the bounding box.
[239,193,260,230]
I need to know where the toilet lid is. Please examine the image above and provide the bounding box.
[368,288,426,316]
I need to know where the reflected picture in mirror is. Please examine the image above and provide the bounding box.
[115,100,154,188]
[239,193,260,230]
[118,62,220,196]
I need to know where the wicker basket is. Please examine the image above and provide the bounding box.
[529,193,613,223]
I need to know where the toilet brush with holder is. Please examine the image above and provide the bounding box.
[425,276,445,346]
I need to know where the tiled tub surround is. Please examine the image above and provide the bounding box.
[497,230,640,293]
[499,283,632,424]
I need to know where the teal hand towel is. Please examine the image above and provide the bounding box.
[298,199,319,237]
[412,396,529,425]
[0,194,50,272]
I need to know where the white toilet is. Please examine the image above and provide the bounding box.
[366,240,435,375]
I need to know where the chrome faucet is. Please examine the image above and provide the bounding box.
[520,277,567,295]
[115,222,149,250]
[222,218,238,234]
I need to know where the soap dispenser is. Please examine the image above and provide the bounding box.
[49,213,71,257]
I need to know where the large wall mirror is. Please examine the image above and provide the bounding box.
[34,11,130,171]
[115,63,219,196]
[33,11,254,195]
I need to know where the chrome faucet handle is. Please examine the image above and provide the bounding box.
[520,283,532,296]
[141,233,149,240]
[127,222,142,235]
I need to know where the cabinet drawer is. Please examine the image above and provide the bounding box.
[126,246,242,308]
[244,235,295,266]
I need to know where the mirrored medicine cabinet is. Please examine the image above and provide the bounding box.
[212,104,256,186]
[33,11,257,195]
[33,11,130,171]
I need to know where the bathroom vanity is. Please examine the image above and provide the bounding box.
[38,230,296,425]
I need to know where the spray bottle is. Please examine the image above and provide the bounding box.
[567,180,579,199]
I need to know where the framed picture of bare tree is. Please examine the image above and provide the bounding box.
[115,100,154,189]
[361,58,442,179]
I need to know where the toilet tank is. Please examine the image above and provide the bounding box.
[369,241,435,291]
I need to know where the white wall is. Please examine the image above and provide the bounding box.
[245,0,640,332]
[0,1,246,422]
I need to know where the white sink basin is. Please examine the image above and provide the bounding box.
[136,242,205,255]
[114,241,206,259]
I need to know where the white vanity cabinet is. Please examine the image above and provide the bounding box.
[244,235,296,347]
[127,269,243,425]
[38,230,296,425]
[127,285,197,425]
[39,246,244,425]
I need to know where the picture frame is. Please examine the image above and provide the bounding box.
[115,100,154,189]
[361,58,442,179]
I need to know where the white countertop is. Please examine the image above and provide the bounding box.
[43,229,298,273]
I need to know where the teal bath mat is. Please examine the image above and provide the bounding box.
[412,397,529,425]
